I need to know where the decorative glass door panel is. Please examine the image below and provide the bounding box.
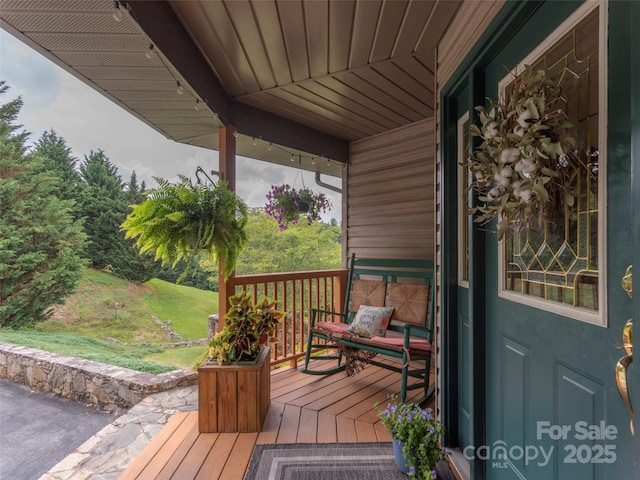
[499,8,604,324]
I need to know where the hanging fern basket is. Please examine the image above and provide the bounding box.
[121,175,248,280]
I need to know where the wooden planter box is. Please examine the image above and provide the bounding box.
[197,346,271,433]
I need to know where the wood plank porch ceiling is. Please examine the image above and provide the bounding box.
[0,0,460,174]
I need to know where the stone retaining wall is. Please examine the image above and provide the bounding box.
[0,342,198,412]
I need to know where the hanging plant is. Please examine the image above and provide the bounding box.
[121,175,248,280]
[265,184,331,231]
[466,65,577,240]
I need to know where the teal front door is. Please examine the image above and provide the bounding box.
[443,1,639,479]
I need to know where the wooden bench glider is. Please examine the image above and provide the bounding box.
[301,254,435,404]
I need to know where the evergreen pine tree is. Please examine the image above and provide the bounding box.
[124,170,147,205]
[0,82,87,328]
[115,170,159,282]
[77,154,159,282]
[78,149,126,270]
[32,130,82,209]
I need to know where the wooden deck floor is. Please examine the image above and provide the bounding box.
[119,359,434,480]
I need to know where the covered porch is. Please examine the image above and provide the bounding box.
[120,359,435,479]
[1,2,504,479]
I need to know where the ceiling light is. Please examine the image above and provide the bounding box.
[144,44,155,59]
[112,1,124,22]
[176,81,184,95]
[194,99,201,111]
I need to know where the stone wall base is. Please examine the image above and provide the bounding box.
[0,342,197,412]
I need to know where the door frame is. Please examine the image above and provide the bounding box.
[442,0,640,477]
[628,0,639,456]
[438,1,613,478]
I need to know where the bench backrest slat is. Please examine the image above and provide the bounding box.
[343,254,435,339]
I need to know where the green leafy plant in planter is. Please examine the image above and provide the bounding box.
[376,395,445,479]
[121,175,248,280]
[200,292,286,365]
[265,184,331,231]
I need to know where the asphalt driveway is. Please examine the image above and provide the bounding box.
[0,377,114,480]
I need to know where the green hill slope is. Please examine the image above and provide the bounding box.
[0,268,217,372]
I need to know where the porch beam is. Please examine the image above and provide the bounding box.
[216,125,237,326]
[230,102,349,164]
[124,0,231,124]
[124,1,349,164]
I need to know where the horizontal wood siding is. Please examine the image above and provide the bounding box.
[347,119,435,260]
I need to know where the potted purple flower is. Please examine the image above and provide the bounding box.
[265,184,331,231]
[376,394,445,479]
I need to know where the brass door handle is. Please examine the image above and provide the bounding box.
[616,319,634,436]
[622,265,632,298]
[616,265,633,435]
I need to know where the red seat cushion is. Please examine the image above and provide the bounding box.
[313,322,431,355]
[369,336,432,353]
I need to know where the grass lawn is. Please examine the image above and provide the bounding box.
[143,345,206,370]
[1,268,217,372]
[144,279,217,340]
[0,331,174,374]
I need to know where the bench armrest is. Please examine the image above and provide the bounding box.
[309,308,347,328]
[390,323,431,345]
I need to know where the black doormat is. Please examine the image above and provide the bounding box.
[244,442,456,480]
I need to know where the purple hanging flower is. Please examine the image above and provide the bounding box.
[264,184,332,231]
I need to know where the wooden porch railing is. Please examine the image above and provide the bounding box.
[225,269,349,368]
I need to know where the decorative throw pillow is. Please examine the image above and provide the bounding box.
[347,305,394,338]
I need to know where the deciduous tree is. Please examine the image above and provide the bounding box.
[235,209,341,274]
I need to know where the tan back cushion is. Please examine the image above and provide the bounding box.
[387,283,430,326]
[348,280,387,311]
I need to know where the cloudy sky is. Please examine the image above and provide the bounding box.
[0,29,342,222]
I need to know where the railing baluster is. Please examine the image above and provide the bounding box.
[225,269,348,367]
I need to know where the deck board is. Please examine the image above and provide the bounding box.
[156,417,200,479]
[118,360,435,479]
[219,433,259,480]
[317,411,338,443]
[297,408,319,443]
[355,419,378,442]
[172,434,216,479]
[255,400,285,445]
[194,434,237,480]
[276,403,301,444]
